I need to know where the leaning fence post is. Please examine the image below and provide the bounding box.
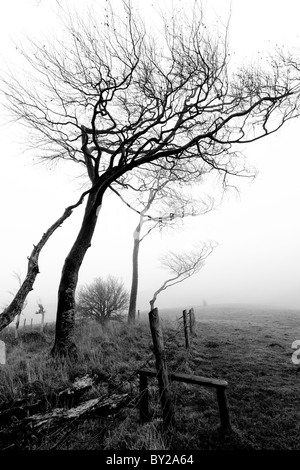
[183,309,190,349]
[216,387,231,430]
[149,307,175,428]
[189,308,196,335]
[139,371,150,422]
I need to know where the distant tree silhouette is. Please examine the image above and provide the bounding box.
[150,242,217,310]
[35,302,46,332]
[76,276,129,325]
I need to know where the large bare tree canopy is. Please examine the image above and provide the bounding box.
[3,3,299,178]
[2,1,300,357]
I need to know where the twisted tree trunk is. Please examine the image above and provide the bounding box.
[0,191,89,332]
[51,190,102,359]
[51,164,133,359]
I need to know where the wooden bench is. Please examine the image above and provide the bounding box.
[138,368,231,430]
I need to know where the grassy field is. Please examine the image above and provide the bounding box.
[0,305,299,450]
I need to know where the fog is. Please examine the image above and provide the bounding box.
[0,0,300,325]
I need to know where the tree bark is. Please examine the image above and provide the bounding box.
[51,164,132,359]
[51,196,98,358]
[127,234,140,325]
[51,189,103,359]
[128,212,147,325]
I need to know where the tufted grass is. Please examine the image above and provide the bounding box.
[0,306,299,450]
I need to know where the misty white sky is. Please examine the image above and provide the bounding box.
[0,0,300,325]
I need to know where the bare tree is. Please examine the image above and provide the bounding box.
[76,276,129,325]
[0,189,90,333]
[149,242,217,310]
[2,2,300,357]
[111,168,214,324]
[147,240,216,428]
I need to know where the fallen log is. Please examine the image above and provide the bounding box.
[0,374,95,427]
[26,393,129,431]
[0,393,129,449]
[53,374,95,407]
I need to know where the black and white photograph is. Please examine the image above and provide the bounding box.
[0,0,300,458]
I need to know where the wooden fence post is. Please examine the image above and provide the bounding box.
[138,309,140,322]
[149,308,175,428]
[183,309,190,349]
[30,319,33,329]
[139,371,150,422]
[23,318,26,328]
[189,308,196,335]
[216,387,231,430]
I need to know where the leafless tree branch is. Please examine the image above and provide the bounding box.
[150,241,217,309]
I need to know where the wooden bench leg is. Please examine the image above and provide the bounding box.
[216,387,231,430]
